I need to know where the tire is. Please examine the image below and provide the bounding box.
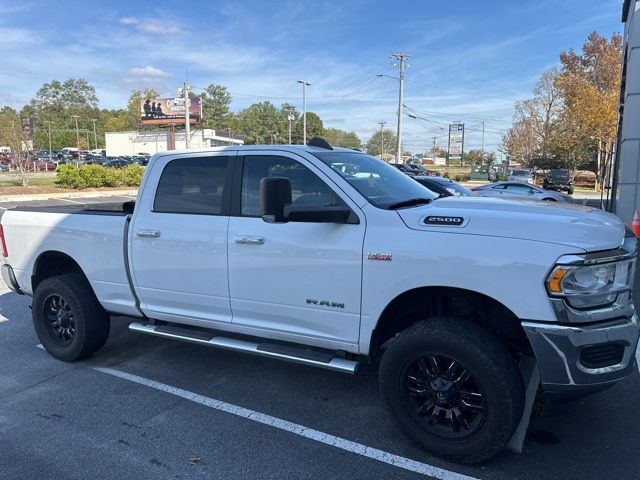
[379,318,524,464]
[32,272,110,362]
[567,189,573,195]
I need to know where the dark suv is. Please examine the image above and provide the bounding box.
[543,169,573,194]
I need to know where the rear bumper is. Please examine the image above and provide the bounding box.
[1,264,24,295]
[522,314,639,393]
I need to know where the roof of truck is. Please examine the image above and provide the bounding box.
[151,144,361,160]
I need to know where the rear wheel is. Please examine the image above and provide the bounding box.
[32,273,110,361]
[542,197,556,201]
[379,318,524,464]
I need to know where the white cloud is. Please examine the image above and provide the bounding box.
[128,66,169,79]
[119,16,180,34]
[119,16,139,25]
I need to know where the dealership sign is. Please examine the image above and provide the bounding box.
[140,97,202,125]
[448,123,464,160]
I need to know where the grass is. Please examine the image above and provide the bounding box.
[0,177,58,187]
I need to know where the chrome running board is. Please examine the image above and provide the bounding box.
[129,322,359,375]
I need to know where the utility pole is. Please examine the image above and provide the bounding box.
[92,119,98,150]
[378,121,386,160]
[183,81,191,149]
[228,128,232,146]
[481,120,485,154]
[392,52,409,164]
[432,136,437,162]
[297,80,311,144]
[72,115,80,150]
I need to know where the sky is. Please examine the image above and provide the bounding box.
[0,0,624,154]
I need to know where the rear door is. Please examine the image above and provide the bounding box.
[129,153,234,325]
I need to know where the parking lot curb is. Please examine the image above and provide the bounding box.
[0,189,138,203]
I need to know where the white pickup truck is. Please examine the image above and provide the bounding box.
[1,139,638,463]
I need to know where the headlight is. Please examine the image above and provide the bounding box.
[546,260,633,309]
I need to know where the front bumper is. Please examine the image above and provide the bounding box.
[522,314,639,393]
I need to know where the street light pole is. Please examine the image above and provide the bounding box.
[392,52,409,164]
[72,115,80,150]
[183,81,191,149]
[287,109,294,144]
[297,80,311,144]
[92,118,98,150]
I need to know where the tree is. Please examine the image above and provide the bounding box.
[237,101,285,144]
[556,32,622,180]
[201,84,233,130]
[366,129,397,158]
[499,119,538,168]
[463,149,494,166]
[127,87,160,130]
[322,127,361,149]
[292,112,324,143]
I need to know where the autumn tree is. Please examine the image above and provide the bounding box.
[556,32,622,180]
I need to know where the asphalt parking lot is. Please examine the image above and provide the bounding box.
[0,193,638,480]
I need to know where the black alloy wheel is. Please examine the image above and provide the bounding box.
[402,354,485,440]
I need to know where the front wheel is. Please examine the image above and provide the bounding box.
[379,318,524,464]
[32,273,110,362]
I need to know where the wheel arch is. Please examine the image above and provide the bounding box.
[32,250,89,293]
[368,286,533,360]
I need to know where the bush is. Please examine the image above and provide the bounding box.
[443,172,450,179]
[454,174,463,182]
[56,163,144,189]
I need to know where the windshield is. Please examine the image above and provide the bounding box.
[510,169,530,176]
[442,182,473,196]
[549,170,569,179]
[313,151,437,209]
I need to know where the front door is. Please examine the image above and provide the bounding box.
[129,153,233,325]
[227,152,364,349]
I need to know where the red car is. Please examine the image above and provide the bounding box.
[36,161,57,171]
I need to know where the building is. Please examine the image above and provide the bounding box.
[613,0,640,223]
[105,129,244,157]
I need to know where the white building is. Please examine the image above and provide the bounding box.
[613,0,640,223]
[105,129,244,157]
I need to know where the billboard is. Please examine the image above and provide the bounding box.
[140,97,202,125]
[448,123,464,160]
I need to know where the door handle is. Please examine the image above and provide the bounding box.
[235,235,265,245]
[136,230,161,238]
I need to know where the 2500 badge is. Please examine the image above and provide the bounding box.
[424,216,465,226]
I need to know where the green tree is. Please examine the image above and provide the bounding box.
[292,112,324,143]
[322,127,362,149]
[237,101,286,144]
[366,129,397,158]
[201,84,233,130]
[127,87,160,130]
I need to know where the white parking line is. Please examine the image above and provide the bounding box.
[91,365,479,480]
[57,197,84,204]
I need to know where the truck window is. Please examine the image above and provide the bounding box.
[241,155,338,216]
[154,157,229,215]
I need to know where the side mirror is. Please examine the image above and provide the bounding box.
[260,177,292,223]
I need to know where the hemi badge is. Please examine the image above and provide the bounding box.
[368,252,392,261]
[424,216,464,226]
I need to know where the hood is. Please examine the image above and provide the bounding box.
[396,196,625,252]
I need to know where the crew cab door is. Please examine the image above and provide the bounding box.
[227,152,364,349]
[129,153,234,324]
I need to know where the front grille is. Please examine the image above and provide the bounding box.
[580,343,625,369]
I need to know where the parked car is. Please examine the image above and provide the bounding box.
[390,163,416,176]
[543,169,574,194]
[36,161,57,171]
[1,142,637,463]
[471,181,572,202]
[414,176,474,197]
[405,163,439,177]
[0,163,9,172]
[507,168,533,183]
[103,159,130,168]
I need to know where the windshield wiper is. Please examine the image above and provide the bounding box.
[387,197,433,210]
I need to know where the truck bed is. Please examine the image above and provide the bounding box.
[1,202,138,316]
